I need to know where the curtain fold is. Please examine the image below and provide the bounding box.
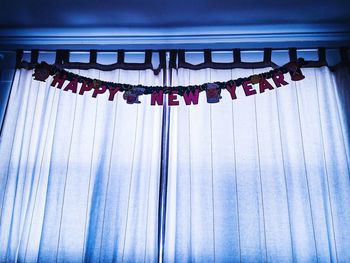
[0,68,163,262]
[164,66,350,262]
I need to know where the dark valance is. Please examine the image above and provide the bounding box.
[16,47,349,75]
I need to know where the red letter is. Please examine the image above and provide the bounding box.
[168,91,179,106]
[183,89,199,105]
[92,85,107,98]
[63,79,78,93]
[51,74,66,89]
[259,79,274,93]
[226,83,237,100]
[79,81,94,95]
[242,81,257,96]
[107,87,120,101]
[151,91,164,105]
[272,72,289,87]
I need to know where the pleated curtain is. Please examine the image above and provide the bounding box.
[0,68,163,262]
[164,66,350,262]
[0,63,350,262]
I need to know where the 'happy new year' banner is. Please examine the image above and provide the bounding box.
[32,59,306,105]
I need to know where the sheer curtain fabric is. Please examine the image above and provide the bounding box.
[164,66,350,262]
[0,68,163,262]
[0,64,350,262]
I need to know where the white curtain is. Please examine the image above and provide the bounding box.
[165,66,350,262]
[0,68,163,262]
[1,64,350,263]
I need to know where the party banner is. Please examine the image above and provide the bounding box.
[32,59,306,105]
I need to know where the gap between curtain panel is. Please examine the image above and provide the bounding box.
[158,52,170,263]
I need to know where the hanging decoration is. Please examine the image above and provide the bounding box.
[206,83,222,103]
[32,59,306,106]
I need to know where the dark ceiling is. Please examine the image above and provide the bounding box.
[1,0,350,28]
